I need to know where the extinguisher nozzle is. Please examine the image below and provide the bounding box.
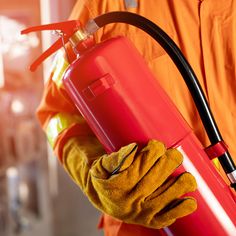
[230,183,236,191]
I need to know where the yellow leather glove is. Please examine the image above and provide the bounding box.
[62,137,197,229]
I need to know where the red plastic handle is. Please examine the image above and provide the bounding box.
[21,20,81,71]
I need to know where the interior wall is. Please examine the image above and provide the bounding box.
[40,1,103,236]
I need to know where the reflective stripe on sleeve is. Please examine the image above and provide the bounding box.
[51,50,69,88]
[212,158,221,170]
[124,0,138,9]
[46,112,85,148]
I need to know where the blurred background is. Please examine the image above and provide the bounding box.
[0,1,102,236]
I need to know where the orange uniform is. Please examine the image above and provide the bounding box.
[37,0,236,235]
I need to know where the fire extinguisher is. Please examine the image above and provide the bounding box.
[22,12,236,235]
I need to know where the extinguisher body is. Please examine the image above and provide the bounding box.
[63,36,236,235]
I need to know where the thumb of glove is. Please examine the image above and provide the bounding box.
[91,143,138,179]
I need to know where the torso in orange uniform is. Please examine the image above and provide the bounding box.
[37,0,236,235]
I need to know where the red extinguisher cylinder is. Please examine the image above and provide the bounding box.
[63,36,236,235]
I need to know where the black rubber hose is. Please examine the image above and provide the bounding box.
[93,11,236,178]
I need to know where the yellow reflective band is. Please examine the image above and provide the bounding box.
[46,113,85,148]
[212,158,221,170]
[51,50,69,88]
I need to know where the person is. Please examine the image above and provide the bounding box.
[36,0,236,235]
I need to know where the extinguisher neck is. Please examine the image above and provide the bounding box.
[69,30,95,55]
[69,30,88,46]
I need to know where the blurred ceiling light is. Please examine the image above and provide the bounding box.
[0,15,39,59]
[11,99,25,114]
[19,182,29,202]
[7,167,19,203]
[6,166,18,178]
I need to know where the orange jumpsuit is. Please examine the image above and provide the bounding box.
[37,0,236,235]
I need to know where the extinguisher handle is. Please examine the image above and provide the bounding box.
[21,20,82,71]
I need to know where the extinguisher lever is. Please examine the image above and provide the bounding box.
[21,20,81,34]
[28,38,67,71]
[21,20,82,71]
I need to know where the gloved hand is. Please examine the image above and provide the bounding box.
[62,138,197,229]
